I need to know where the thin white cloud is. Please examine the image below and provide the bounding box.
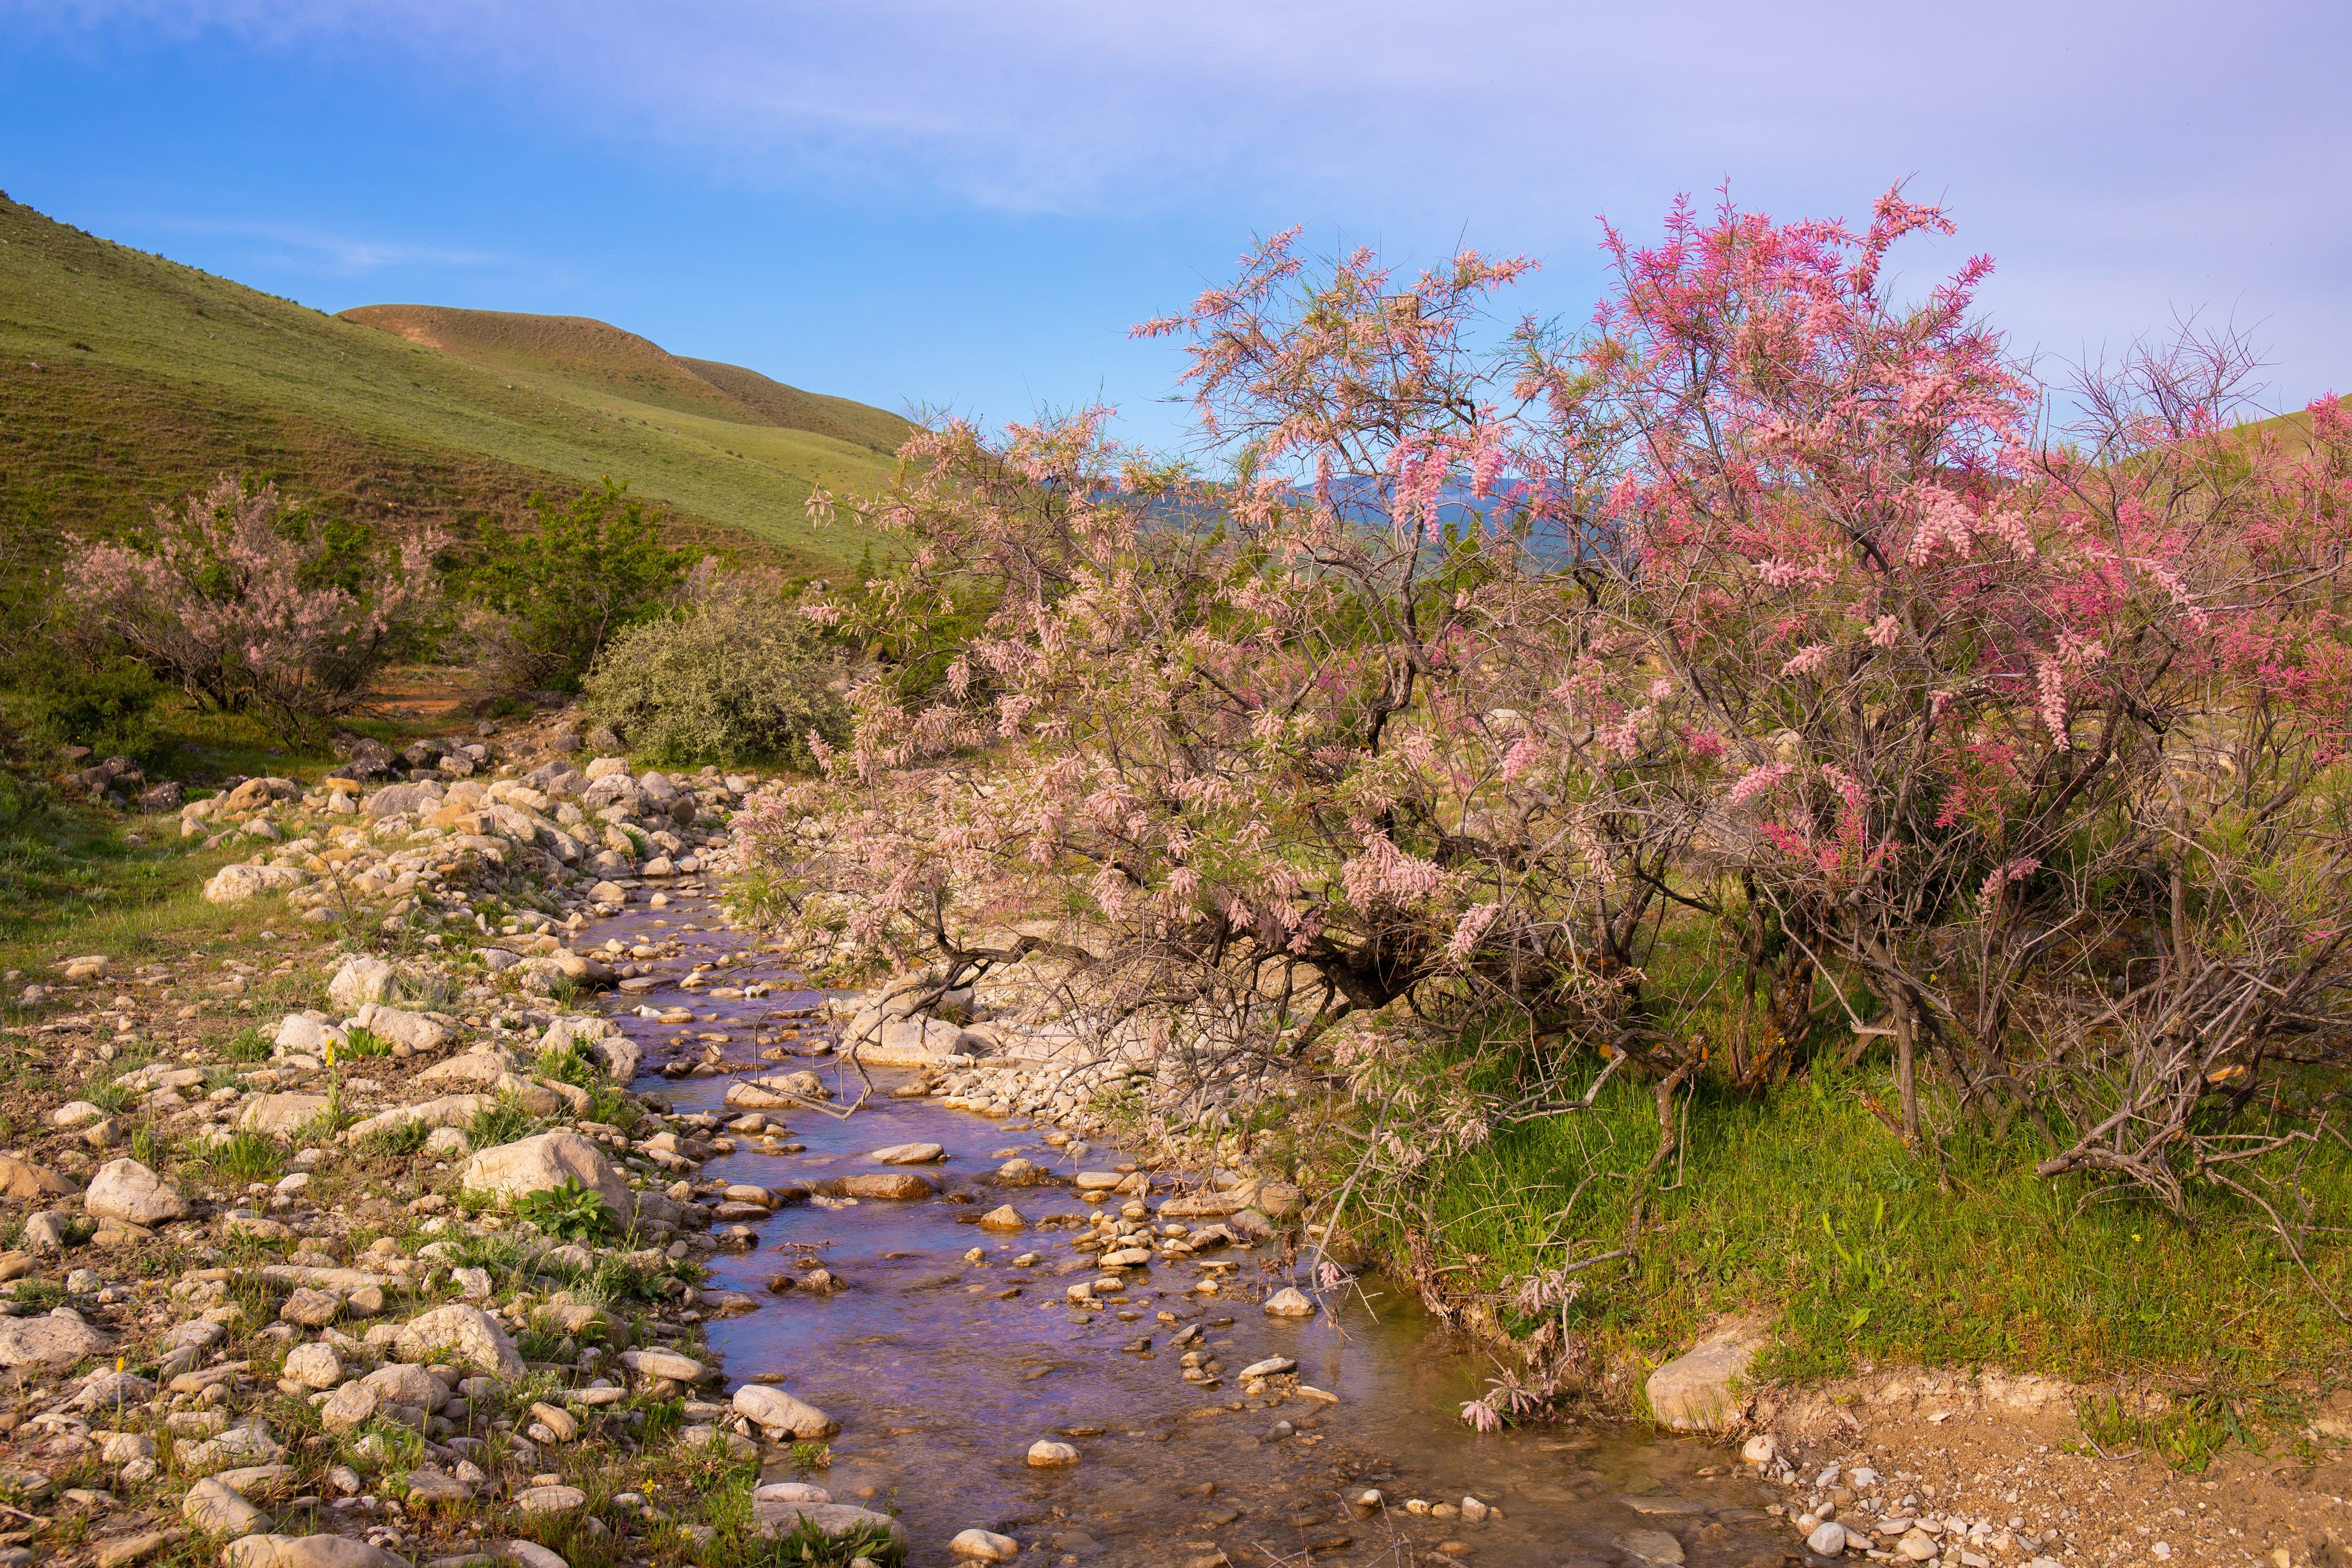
[142,215,503,275]
[11,0,2349,402]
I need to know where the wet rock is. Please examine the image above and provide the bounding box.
[85,1158,189,1226]
[1263,1287,1316,1318]
[183,1477,270,1537]
[948,1527,1020,1561]
[1644,1321,1765,1431]
[460,1132,635,1225]
[1615,1529,1686,1565]
[1240,1356,1297,1378]
[733,1385,840,1439]
[841,1172,934,1201]
[1026,1439,1079,1467]
[870,1142,944,1165]
[393,1305,525,1377]
[979,1204,1025,1230]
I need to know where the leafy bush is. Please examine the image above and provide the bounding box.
[464,479,698,693]
[512,1177,613,1242]
[61,476,443,742]
[534,1043,597,1090]
[1,650,171,764]
[342,1026,393,1059]
[582,564,847,768]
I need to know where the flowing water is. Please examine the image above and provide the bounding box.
[588,891,1793,1567]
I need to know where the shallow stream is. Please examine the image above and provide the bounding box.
[586,891,1791,1568]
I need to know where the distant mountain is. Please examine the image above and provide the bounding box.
[0,194,898,572]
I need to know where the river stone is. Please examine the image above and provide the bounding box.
[1615,1529,1686,1565]
[500,1541,567,1568]
[979,1204,1025,1230]
[184,1475,270,1537]
[1263,1287,1316,1318]
[50,1101,106,1129]
[949,1529,1021,1562]
[1644,1321,1765,1431]
[282,1343,342,1390]
[620,1348,707,1383]
[754,1483,832,1504]
[1073,1171,1124,1190]
[460,1132,635,1225]
[227,1538,406,1568]
[754,1499,905,1547]
[1240,1356,1297,1378]
[841,1172,933,1201]
[870,1142,944,1165]
[393,1305,525,1377]
[0,1155,75,1200]
[84,1158,189,1226]
[515,1485,587,1515]
[0,1312,112,1367]
[1806,1521,1850,1555]
[213,1465,293,1498]
[1025,1439,1079,1467]
[733,1384,840,1439]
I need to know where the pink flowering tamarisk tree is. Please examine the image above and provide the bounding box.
[737,189,2352,1246]
[64,475,443,741]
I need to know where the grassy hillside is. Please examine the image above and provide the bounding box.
[340,303,910,456]
[0,195,897,572]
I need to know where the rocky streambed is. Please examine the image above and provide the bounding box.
[588,888,1810,1567]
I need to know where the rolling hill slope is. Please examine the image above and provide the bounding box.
[0,194,898,572]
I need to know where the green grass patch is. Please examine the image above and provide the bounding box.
[1367,1050,2352,1394]
[203,1130,285,1184]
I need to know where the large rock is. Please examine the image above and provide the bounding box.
[1262,1287,1317,1318]
[84,1158,189,1226]
[184,1475,270,1537]
[0,1313,111,1368]
[733,1384,840,1439]
[752,1498,904,1549]
[392,1305,525,1377]
[460,1132,634,1225]
[282,1344,342,1390]
[351,1002,447,1052]
[870,1143,944,1165]
[1644,1321,1766,1432]
[318,1382,376,1436]
[948,1530,1021,1562]
[327,956,396,1011]
[411,1051,518,1092]
[855,1016,974,1066]
[224,1535,408,1568]
[724,1071,831,1110]
[204,864,306,904]
[0,1155,76,1200]
[239,1095,329,1139]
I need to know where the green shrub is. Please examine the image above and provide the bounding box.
[512,1177,613,1242]
[463,479,698,693]
[1,651,172,765]
[224,1027,272,1063]
[582,566,847,768]
[205,1130,283,1183]
[342,1025,393,1058]
[353,1120,430,1159]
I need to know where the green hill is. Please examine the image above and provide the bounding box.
[0,194,900,573]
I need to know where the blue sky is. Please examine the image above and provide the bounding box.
[3,1,2346,449]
